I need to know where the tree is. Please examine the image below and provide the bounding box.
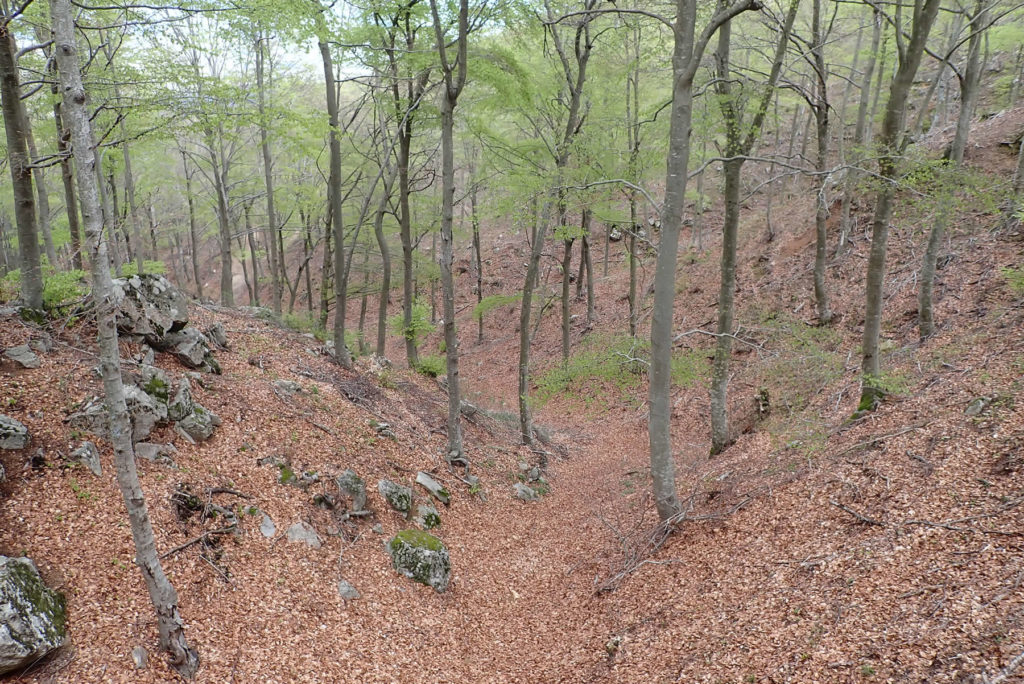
[0,4,43,309]
[429,0,470,465]
[859,0,943,411]
[50,0,199,674]
[709,0,798,456]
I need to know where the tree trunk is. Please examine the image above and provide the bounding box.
[25,126,59,269]
[811,0,832,324]
[43,36,83,270]
[210,140,233,306]
[583,232,595,325]
[373,171,394,357]
[949,0,987,165]
[51,0,199,674]
[839,7,883,250]
[320,216,332,330]
[244,203,260,307]
[320,40,351,368]
[180,149,203,300]
[519,202,550,450]
[0,20,43,308]
[560,236,574,364]
[860,0,942,412]
[256,31,282,315]
[470,175,483,344]
[628,200,639,336]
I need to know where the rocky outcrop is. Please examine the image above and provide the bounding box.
[111,274,188,341]
[336,469,368,512]
[416,471,451,506]
[387,530,451,592]
[123,385,167,443]
[70,441,102,477]
[3,345,40,369]
[153,328,220,374]
[175,404,221,443]
[0,557,67,675]
[0,415,29,450]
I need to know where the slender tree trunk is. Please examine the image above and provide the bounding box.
[917,190,952,339]
[1009,46,1023,109]
[811,0,832,324]
[320,40,351,368]
[245,203,260,307]
[43,36,83,270]
[397,125,418,366]
[180,149,203,300]
[628,201,639,336]
[560,236,574,364]
[912,13,962,139]
[373,171,394,357]
[25,127,59,269]
[118,100,144,274]
[860,0,942,411]
[208,139,233,306]
[256,31,282,315]
[51,1,199,674]
[519,202,550,450]
[304,216,315,313]
[839,8,883,250]
[0,21,43,308]
[320,216,332,330]
[357,245,370,354]
[583,233,595,325]
[147,204,158,258]
[949,0,987,165]
[470,174,483,344]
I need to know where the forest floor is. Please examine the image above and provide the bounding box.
[2,111,1024,683]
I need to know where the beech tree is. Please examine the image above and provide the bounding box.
[50,0,199,674]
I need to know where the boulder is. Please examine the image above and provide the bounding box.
[378,479,412,515]
[70,441,102,477]
[0,556,67,675]
[0,415,29,450]
[134,442,177,464]
[336,469,368,512]
[3,345,40,369]
[28,335,53,354]
[285,522,321,549]
[272,379,302,395]
[205,322,229,349]
[387,530,451,592]
[66,397,107,437]
[175,404,220,443]
[111,274,189,341]
[259,514,276,538]
[513,483,539,502]
[154,328,220,374]
[414,503,441,530]
[139,365,171,404]
[166,380,194,422]
[416,471,451,506]
[123,385,167,443]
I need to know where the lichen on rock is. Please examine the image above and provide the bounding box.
[0,556,67,675]
[387,530,451,592]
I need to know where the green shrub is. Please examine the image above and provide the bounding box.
[756,312,843,415]
[1002,266,1024,297]
[1,268,88,312]
[119,260,167,277]
[415,354,446,378]
[389,298,435,348]
[472,293,521,321]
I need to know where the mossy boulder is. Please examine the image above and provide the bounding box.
[0,415,29,450]
[175,403,220,443]
[166,380,194,422]
[387,530,450,592]
[139,365,171,404]
[414,504,441,530]
[336,469,368,512]
[378,479,412,515]
[0,556,67,675]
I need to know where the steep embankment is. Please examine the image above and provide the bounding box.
[1,109,1023,683]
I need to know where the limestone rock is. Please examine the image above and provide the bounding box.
[71,441,102,477]
[285,522,321,549]
[154,328,220,374]
[3,345,40,369]
[378,479,412,515]
[205,322,229,349]
[134,442,177,464]
[336,469,368,512]
[513,483,539,502]
[66,397,107,437]
[111,274,189,341]
[387,530,451,592]
[123,385,167,443]
[167,380,194,423]
[139,365,171,404]
[272,379,302,395]
[28,335,53,354]
[175,403,220,443]
[416,471,451,506]
[259,514,276,538]
[414,503,441,530]
[337,580,360,600]
[131,645,148,670]
[0,556,67,675]
[0,415,29,450]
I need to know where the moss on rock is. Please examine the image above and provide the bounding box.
[387,530,450,592]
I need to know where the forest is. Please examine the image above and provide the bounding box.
[1,0,1024,681]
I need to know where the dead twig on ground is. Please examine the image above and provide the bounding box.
[830,499,885,526]
[160,525,237,559]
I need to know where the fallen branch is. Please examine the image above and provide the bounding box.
[980,648,1024,684]
[829,499,885,527]
[160,525,237,560]
[833,423,929,461]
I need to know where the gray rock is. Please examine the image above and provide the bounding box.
[416,471,451,506]
[3,345,40,369]
[527,466,542,483]
[374,422,396,439]
[28,335,53,354]
[513,483,539,502]
[134,442,177,464]
[259,514,276,538]
[139,365,171,404]
[337,580,360,600]
[372,523,384,535]
[285,522,321,549]
[0,461,5,483]
[387,530,451,592]
[378,479,412,515]
[175,403,220,443]
[965,396,994,417]
[0,556,67,675]
[0,415,29,450]
[71,441,102,477]
[206,322,228,349]
[110,274,189,341]
[336,469,368,512]
[167,380,194,422]
[131,645,148,670]
[155,328,219,373]
[139,345,155,366]
[123,384,167,443]
[272,379,302,395]
[414,503,441,529]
